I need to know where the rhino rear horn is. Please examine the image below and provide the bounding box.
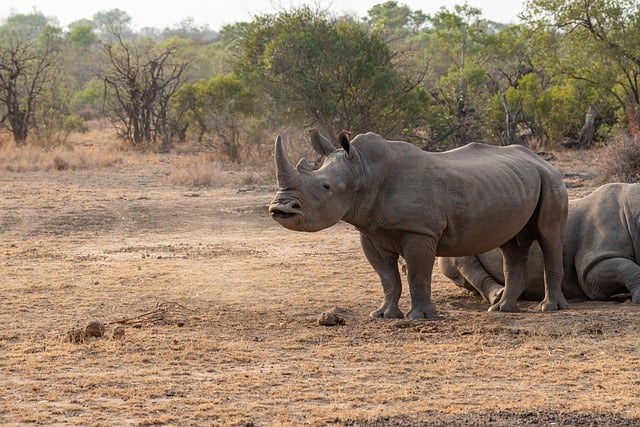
[309,129,336,156]
[275,135,300,186]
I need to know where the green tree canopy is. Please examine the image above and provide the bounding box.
[525,0,640,133]
[171,73,256,161]
[236,6,427,140]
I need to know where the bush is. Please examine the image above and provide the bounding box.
[600,134,640,183]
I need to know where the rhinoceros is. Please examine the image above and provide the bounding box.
[438,183,640,304]
[269,130,569,319]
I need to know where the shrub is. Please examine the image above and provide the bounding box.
[600,134,640,183]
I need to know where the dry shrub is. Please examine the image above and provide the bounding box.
[166,153,273,188]
[600,134,640,183]
[167,157,230,187]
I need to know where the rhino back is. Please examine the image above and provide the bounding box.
[351,141,564,256]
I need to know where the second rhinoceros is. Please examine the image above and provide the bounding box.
[439,183,640,304]
[269,130,569,319]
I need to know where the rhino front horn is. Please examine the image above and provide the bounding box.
[275,135,300,186]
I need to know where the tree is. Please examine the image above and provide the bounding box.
[92,9,132,40]
[236,7,426,140]
[63,22,100,93]
[422,4,491,146]
[99,29,191,149]
[364,1,428,36]
[482,25,536,144]
[0,13,63,144]
[525,0,640,135]
[578,104,598,148]
[67,23,98,48]
[171,73,256,161]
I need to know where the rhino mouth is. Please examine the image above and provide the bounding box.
[270,208,299,219]
[268,201,303,220]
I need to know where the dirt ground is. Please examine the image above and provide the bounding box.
[1,146,639,426]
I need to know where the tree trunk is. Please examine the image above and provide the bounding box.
[577,104,597,149]
[502,93,516,146]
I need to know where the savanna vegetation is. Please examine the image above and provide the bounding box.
[2,3,640,425]
[1,0,640,173]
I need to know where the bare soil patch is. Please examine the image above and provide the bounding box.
[1,147,638,426]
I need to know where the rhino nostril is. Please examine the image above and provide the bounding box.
[292,203,301,209]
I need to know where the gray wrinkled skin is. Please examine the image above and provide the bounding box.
[269,130,569,319]
[439,183,640,304]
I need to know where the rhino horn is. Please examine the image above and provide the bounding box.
[275,135,300,186]
[309,129,336,156]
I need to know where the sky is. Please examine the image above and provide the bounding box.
[1,1,525,32]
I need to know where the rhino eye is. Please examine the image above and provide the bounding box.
[323,183,331,190]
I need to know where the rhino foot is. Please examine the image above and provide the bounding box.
[407,304,440,320]
[370,305,404,319]
[488,301,520,313]
[538,298,568,311]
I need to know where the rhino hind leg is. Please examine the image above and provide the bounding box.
[537,239,569,311]
[489,239,529,312]
[532,189,569,312]
[583,258,640,302]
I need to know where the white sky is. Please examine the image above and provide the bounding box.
[1,1,524,31]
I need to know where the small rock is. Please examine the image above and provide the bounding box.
[67,328,85,344]
[112,325,125,340]
[318,311,345,326]
[85,321,105,338]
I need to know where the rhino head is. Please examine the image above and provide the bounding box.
[269,130,361,232]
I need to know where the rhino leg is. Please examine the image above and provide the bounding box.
[451,255,505,304]
[489,239,529,312]
[360,234,404,319]
[583,258,640,302]
[534,192,569,311]
[537,237,569,311]
[403,235,440,319]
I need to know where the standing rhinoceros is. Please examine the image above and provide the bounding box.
[438,183,640,304]
[269,130,569,319]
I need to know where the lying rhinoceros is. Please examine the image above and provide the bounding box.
[438,183,640,304]
[269,130,568,319]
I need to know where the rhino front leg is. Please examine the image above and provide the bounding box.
[403,235,440,319]
[360,234,404,319]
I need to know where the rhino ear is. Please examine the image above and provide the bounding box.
[295,158,312,173]
[339,131,359,161]
[309,129,336,156]
[338,131,351,154]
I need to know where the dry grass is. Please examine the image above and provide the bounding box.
[166,154,272,188]
[0,140,124,172]
[0,125,273,188]
[0,133,638,425]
